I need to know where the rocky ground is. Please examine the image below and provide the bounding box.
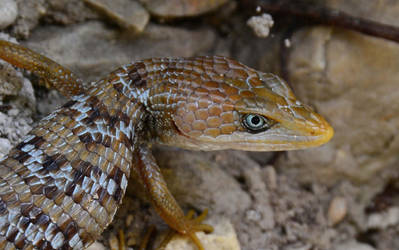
[1,0,399,250]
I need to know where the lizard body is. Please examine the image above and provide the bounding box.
[0,40,333,249]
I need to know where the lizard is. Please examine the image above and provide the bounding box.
[0,39,333,249]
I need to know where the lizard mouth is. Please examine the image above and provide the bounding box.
[192,113,334,151]
[170,121,334,152]
[168,109,334,152]
[211,124,334,151]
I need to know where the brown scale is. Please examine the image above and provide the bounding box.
[0,40,334,249]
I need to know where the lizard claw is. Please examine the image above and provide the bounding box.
[158,209,213,250]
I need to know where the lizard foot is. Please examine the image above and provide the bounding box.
[158,209,213,250]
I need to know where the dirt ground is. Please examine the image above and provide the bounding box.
[1,1,399,250]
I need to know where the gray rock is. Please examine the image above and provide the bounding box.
[247,13,274,38]
[12,0,45,38]
[0,0,18,29]
[0,63,22,97]
[24,21,216,82]
[285,26,399,185]
[0,138,11,159]
[85,0,149,32]
[367,207,399,229]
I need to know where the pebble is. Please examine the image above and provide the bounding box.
[367,206,399,229]
[0,138,11,158]
[86,241,106,250]
[126,214,134,226]
[8,108,19,117]
[247,13,274,38]
[0,0,18,29]
[108,233,119,250]
[327,196,347,226]
[85,0,149,32]
[0,63,23,96]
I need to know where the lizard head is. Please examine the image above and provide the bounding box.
[147,56,333,151]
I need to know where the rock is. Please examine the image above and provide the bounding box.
[263,165,277,190]
[24,21,216,82]
[164,219,240,250]
[108,234,119,250]
[12,0,97,38]
[247,13,274,38]
[0,33,21,98]
[285,26,399,184]
[328,196,347,226]
[0,34,35,147]
[140,0,230,18]
[84,0,149,32]
[0,138,11,159]
[202,150,336,250]
[367,207,399,229]
[86,241,106,250]
[0,63,22,97]
[155,148,252,216]
[242,165,275,230]
[45,0,97,25]
[0,0,18,29]
[334,240,375,250]
[0,34,25,98]
[12,0,46,38]
[326,0,399,26]
[0,107,33,146]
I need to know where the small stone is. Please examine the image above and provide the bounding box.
[164,219,240,250]
[0,63,23,97]
[246,209,261,221]
[0,138,11,158]
[247,13,274,38]
[367,206,399,229]
[126,214,134,227]
[0,36,24,98]
[285,38,291,48]
[0,0,18,29]
[327,196,347,226]
[108,233,119,250]
[8,108,19,117]
[126,231,139,246]
[86,241,106,250]
[85,0,149,32]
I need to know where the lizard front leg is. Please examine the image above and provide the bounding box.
[134,145,213,249]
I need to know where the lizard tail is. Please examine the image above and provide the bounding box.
[0,40,84,98]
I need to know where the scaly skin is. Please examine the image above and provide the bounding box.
[0,40,333,249]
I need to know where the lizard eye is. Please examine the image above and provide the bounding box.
[242,114,274,133]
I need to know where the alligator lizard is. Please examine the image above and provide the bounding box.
[0,40,333,250]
